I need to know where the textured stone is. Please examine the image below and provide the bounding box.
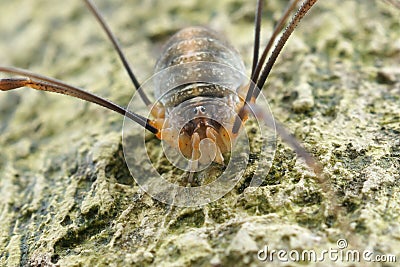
[0,0,399,266]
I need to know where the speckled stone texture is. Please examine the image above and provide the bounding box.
[0,0,399,266]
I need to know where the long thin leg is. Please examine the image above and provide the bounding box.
[233,0,320,173]
[233,0,301,134]
[251,0,300,87]
[84,0,152,106]
[255,0,319,98]
[244,103,321,174]
[250,0,263,78]
[0,66,158,134]
[246,103,346,233]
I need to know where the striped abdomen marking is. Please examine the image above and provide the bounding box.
[154,26,246,104]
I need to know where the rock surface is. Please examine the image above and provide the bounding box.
[0,0,399,266]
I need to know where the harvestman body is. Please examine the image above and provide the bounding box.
[0,0,321,184]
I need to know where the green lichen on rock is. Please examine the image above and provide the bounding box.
[0,0,399,266]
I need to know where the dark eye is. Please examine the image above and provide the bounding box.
[193,106,206,115]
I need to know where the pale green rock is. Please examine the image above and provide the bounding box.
[0,0,399,266]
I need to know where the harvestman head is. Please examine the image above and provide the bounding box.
[0,0,322,188]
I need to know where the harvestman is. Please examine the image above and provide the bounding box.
[0,0,323,187]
